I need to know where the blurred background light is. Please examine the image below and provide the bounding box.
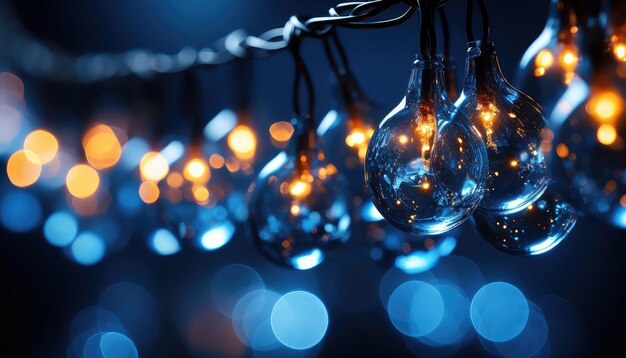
[98,332,138,358]
[7,149,42,187]
[386,280,444,337]
[149,228,180,255]
[200,222,235,251]
[140,151,169,182]
[211,264,265,317]
[44,211,78,247]
[270,291,328,350]
[70,231,105,265]
[23,129,58,164]
[66,164,100,198]
[470,282,529,342]
[0,190,42,232]
[82,124,123,169]
[232,289,282,351]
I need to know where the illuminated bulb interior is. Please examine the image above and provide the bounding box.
[477,101,499,149]
[345,125,374,161]
[23,129,58,164]
[534,49,553,76]
[140,151,169,182]
[613,42,626,62]
[227,124,256,161]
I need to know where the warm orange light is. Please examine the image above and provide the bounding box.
[290,203,301,216]
[209,153,225,169]
[66,164,100,198]
[556,143,569,158]
[6,149,41,187]
[82,124,122,169]
[140,151,169,182]
[192,185,210,203]
[613,42,626,62]
[289,179,312,199]
[183,158,210,184]
[477,101,499,149]
[227,125,256,161]
[345,126,374,161]
[558,48,578,72]
[166,172,184,188]
[139,181,160,204]
[597,125,618,145]
[269,121,295,142]
[398,135,409,144]
[587,91,623,123]
[535,49,554,69]
[225,157,241,173]
[23,130,58,164]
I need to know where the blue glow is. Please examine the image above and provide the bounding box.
[232,289,281,350]
[549,77,589,129]
[316,110,338,137]
[360,201,384,222]
[160,140,185,164]
[612,207,626,229]
[44,211,78,247]
[71,232,106,265]
[271,291,329,350]
[437,236,457,257]
[150,229,180,255]
[492,303,549,357]
[212,264,265,317]
[117,184,142,214]
[471,282,529,342]
[200,222,235,251]
[394,250,439,274]
[0,190,42,233]
[120,137,149,169]
[204,109,237,141]
[417,284,472,346]
[99,332,138,358]
[290,248,324,270]
[387,281,444,337]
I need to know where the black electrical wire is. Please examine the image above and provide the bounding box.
[438,7,450,58]
[465,0,490,44]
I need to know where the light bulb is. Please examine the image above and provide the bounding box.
[457,41,549,214]
[317,73,387,214]
[515,0,580,118]
[365,56,488,235]
[227,124,257,162]
[248,120,352,269]
[556,75,626,228]
[471,191,576,255]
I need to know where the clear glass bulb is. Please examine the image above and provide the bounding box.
[317,73,387,213]
[248,120,352,269]
[556,73,626,228]
[456,41,549,214]
[471,191,576,255]
[366,56,488,235]
[515,0,581,119]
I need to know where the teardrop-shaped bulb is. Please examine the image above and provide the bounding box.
[457,41,549,214]
[471,191,576,255]
[247,120,352,269]
[366,55,488,235]
[515,0,581,118]
[556,67,626,228]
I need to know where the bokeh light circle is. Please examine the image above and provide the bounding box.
[387,280,445,337]
[7,149,42,187]
[211,264,265,317]
[44,211,78,246]
[470,282,529,342]
[99,332,139,358]
[66,164,100,198]
[70,232,106,265]
[271,291,329,350]
[0,190,42,232]
[232,289,282,350]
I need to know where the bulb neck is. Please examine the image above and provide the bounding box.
[461,41,510,94]
[291,118,319,173]
[406,56,450,107]
[332,72,370,122]
[545,0,576,37]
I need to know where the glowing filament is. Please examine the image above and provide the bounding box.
[227,125,256,161]
[534,49,553,76]
[477,101,499,149]
[613,42,626,62]
[597,124,617,145]
[345,126,374,161]
[289,179,312,199]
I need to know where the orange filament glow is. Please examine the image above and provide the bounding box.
[613,42,626,62]
[269,121,295,142]
[7,149,42,187]
[183,158,210,184]
[534,49,554,76]
[290,203,301,216]
[227,125,256,161]
[82,124,122,169]
[587,91,623,123]
[597,124,617,145]
[23,130,58,164]
[345,126,374,161]
[477,101,499,149]
[140,151,169,182]
[558,48,578,71]
[398,135,409,144]
[66,164,100,198]
[139,181,160,204]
